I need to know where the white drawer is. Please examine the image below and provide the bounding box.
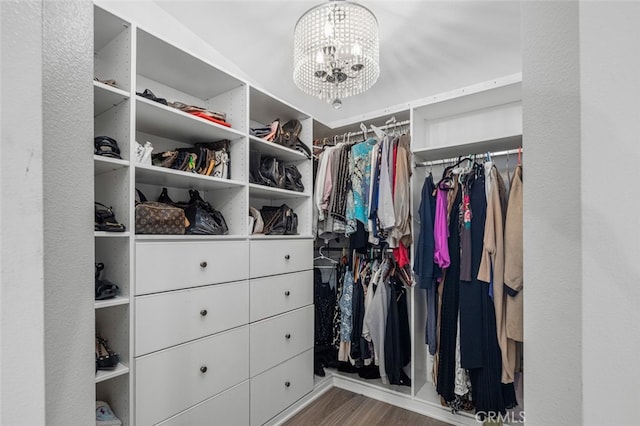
[135,280,249,356]
[136,240,248,295]
[250,271,313,322]
[250,305,313,377]
[136,326,249,426]
[157,381,249,426]
[250,349,313,426]
[249,239,312,278]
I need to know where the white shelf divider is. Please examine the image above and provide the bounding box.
[248,183,311,200]
[94,80,130,113]
[94,155,130,175]
[95,296,130,309]
[136,97,245,143]
[95,362,130,384]
[94,231,131,238]
[135,163,245,191]
[249,136,308,162]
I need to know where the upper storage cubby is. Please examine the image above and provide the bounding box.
[412,78,522,159]
[135,29,246,135]
[249,87,312,162]
[94,6,131,93]
[94,6,131,163]
[134,29,248,189]
[248,88,312,238]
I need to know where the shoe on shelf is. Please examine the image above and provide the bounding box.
[95,336,119,371]
[95,263,120,301]
[96,401,122,426]
[95,202,126,232]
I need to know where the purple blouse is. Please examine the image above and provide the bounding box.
[433,188,450,269]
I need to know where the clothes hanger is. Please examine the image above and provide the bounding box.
[518,147,522,165]
[370,124,385,140]
[385,116,397,136]
[313,245,339,264]
[360,123,368,140]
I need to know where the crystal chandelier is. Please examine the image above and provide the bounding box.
[293,0,380,109]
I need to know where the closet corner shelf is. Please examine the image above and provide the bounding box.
[135,163,245,191]
[412,135,522,162]
[94,155,130,174]
[94,231,131,238]
[94,81,130,117]
[248,183,311,200]
[95,296,130,310]
[329,368,412,397]
[135,234,247,241]
[95,362,129,384]
[249,136,308,162]
[136,96,245,142]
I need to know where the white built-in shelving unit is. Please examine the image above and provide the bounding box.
[93,5,314,425]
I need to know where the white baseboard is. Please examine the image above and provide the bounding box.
[269,370,479,426]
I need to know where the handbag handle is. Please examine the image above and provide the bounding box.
[135,188,148,203]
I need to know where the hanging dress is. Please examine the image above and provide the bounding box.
[436,183,462,403]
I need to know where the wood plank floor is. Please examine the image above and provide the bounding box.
[283,387,453,426]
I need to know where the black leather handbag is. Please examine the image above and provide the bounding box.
[184,190,229,235]
[284,164,304,192]
[260,157,285,188]
[260,204,298,235]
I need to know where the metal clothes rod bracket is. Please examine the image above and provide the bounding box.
[414,147,523,168]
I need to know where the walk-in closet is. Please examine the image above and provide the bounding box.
[2,1,639,426]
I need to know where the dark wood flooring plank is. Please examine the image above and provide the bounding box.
[284,387,452,426]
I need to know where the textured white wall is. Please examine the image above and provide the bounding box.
[580,3,640,424]
[1,1,94,424]
[522,1,583,424]
[41,1,95,425]
[0,1,46,424]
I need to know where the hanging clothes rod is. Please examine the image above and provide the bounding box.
[329,119,411,142]
[414,147,522,168]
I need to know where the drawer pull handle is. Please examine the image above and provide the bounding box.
[200,366,208,373]
[200,309,208,317]
[285,381,291,388]
[284,254,290,260]
[284,290,291,296]
[285,333,291,340]
[200,261,208,268]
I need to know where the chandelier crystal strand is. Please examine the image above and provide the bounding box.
[294,0,379,108]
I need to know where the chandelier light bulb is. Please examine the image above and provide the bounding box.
[332,98,343,109]
[352,42,362,57]
[324,20,333,38]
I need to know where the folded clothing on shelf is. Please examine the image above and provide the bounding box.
[168,101,230,127]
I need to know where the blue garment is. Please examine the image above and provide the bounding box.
[339,269,354,342]
[346,138,377,235]
[413,173,440,355]
[414,173,440,288]
[368,142,383,238]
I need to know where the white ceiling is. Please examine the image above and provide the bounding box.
[154,0,522,127]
